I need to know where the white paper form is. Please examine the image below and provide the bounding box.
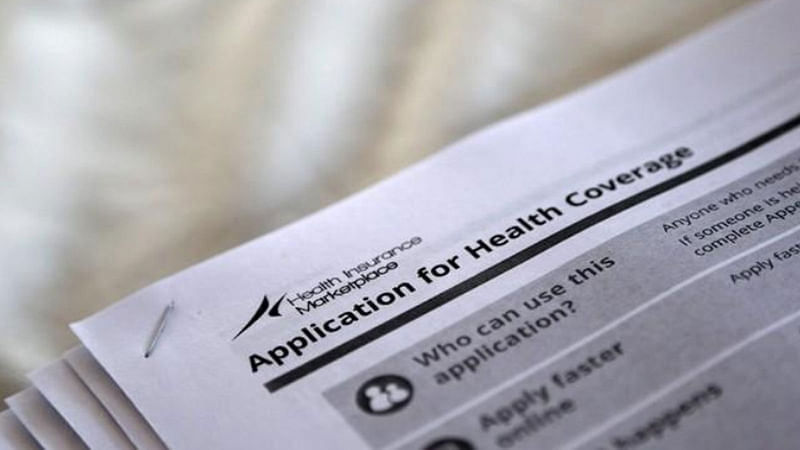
[64,347,166,450]
[29,361,133,449]
[72,1,800,449]
[0,410,40,450]
[5,389,85,450]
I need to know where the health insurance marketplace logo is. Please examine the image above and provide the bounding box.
[232,293,287,340]
[231,237,423,340]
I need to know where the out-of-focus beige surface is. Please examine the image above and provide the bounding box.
[0,0,756,400]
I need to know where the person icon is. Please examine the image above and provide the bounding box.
[364,385,393,413]
[355,375,414,415]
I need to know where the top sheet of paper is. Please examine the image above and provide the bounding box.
[73,1,800,448]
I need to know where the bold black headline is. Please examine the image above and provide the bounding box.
[248,147,694,373]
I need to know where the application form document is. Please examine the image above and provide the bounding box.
[66,1,800,448]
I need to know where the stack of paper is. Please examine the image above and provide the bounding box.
[4,1,800,448]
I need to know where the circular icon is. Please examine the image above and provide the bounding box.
[355,374,413,415]
[423,437,475,450]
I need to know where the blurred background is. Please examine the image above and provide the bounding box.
[0,0,755,400]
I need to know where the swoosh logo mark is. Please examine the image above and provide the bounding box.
[232,294,285,340]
